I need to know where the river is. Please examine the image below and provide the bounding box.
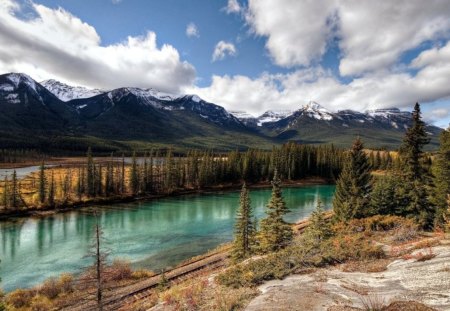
[0,185,335,292]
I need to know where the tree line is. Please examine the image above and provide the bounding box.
[231,103,450,261]
[0,144,345,210]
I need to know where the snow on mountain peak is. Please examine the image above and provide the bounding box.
[41,79,105,101]
[301,101,333,121]
[6,73,37,92]
[257,110,293,126]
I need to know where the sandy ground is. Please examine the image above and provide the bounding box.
[245,242,450,311]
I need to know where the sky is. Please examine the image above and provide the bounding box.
[0,0,449,128]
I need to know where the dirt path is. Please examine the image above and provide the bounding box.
[245,242,450,311]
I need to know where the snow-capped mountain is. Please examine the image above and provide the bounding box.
[0,73,443,150]
[40,79,105,102]
[257,110,294,126]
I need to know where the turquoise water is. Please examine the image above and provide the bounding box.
[0,185,335,291]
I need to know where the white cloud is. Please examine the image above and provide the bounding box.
[246,0,335,68]
[246,0,450,76]
[112,0,122,4]
[186,22,199,38]
[225,0,241,14]
[212,41,237,62]
[0,0,195,93]
[186,41,450,118]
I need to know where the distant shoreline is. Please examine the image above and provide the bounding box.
[0,177,332,220]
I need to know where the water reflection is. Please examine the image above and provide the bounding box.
[0,185,335,291]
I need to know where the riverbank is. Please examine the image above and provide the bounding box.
[0,176,331,220]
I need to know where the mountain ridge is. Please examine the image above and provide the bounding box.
[0,73,443,152]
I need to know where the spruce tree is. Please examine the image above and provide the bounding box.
[38,161,46,204]
[432,128,450,226]
[304,199,332,244]
[370,175,398,215]
[398,103,433,228]
[258,170,293,252]
[2,176,8,208]
[11,170,20,209]
[48,171,55,207]
[232,183,256,261]
[333,137,372,221]
[130,151,139,195]
[400,103,430,181]
[87,147,95,197]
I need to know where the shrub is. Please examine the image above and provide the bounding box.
[58,273,74,294]
[5,288,35,308]
[30,295,53,311]
[39,277,60,299]
[132,269,155,279]
[108,259,133,281]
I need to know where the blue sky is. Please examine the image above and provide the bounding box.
[0,0,449,127]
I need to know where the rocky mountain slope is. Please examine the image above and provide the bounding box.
[0,73,443,152]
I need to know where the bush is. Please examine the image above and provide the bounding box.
[108,259,133,281]
[132,269,155,279]
[39,277,60,299]
[58,273,74,294]
[5,288,35,308]
[30,295,53,311]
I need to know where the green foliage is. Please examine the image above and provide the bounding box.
[371,175,399,215]
[232,183,256,261]
[257,170,293,253]
[432,128,450,226]
[38,162,46,204]
[130,151,139,195]
[397,103,434,228]
[400,103,430,181]
[218,216,396,289]
[303,199,332,244]
[333,137,373,221]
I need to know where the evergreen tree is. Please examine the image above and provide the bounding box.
[48,171,55,207]
[11,170,20,209]
[86,147,95,196]
[370,175,398,215]
[333,137,373,221]
[400,103,430,181]
[232,183,256,261]
[258,170,293,252]
[432,128,450,226]
[2,176,8,208]
[304,199,332,244]
[398,103,433,228]
[120,154,125,194]
[130,151,139,195]
[38,161,46,204]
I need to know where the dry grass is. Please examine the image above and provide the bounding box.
[156,275,258,311]
[359,293,387,311]
[341,259,392,273]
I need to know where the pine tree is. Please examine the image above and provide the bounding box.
[370,175,398,215]
[333,137,373,221]
[232,183,256,261]
[304,199,332,244]
[2,176,8,208]
[400,103,430,181]
[86,147,95,197]
[444,195,450,232]
[11,170,20,209]
[130,151,139,195]
[258,170,293,252]
[432,128,450,226]
[48,171,55,207]
[398,103,433,228]
[38,161,46,204]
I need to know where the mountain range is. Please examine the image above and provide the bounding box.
[0,73,442,153]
